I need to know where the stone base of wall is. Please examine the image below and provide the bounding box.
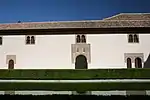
[72,91,91,95]
[4,91,15,95]
[126,91,146,95]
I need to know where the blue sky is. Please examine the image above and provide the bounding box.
[0,0,149,23]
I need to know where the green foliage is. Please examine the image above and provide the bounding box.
[0,68,149,80]
[0,82,150,91]
[0,69,149,91]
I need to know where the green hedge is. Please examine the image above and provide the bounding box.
[0,68,150,80]
[0,82,150,91]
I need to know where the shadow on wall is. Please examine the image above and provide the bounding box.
[144,53,150,68]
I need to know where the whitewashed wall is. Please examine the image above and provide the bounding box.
[88,34,150,69]
[0,34,150,69]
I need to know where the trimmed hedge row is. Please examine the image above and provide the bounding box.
[0,82,150,91]
[0,68,150,80]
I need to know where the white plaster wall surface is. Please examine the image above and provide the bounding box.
[88,34,150,69]
[0,34,150,69]
[0,35,74,69]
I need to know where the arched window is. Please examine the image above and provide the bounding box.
[31,36,35,44]
[26,36,30,44]
[128,34,133,43]
[127,58,132,68]
[134,34,139,43]
[81,35,86,43]
[8,59,14,69]
[135,57,142,68]
[76,35,80,43]
[0,37,2,45]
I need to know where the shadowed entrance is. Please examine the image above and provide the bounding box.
[5,59,15,95]
[75,55,88,94]
[75,55,88,69]
[8,59,14,69]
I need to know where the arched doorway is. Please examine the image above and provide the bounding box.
[75,55,88,69]
[127,58,132,68]
[5,59,15,95]
[75,55,88,94]
[135,57,142,68]
[8,59,14,69]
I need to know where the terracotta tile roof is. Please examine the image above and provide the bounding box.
[0,13,150,30]
[103,13,150,20]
